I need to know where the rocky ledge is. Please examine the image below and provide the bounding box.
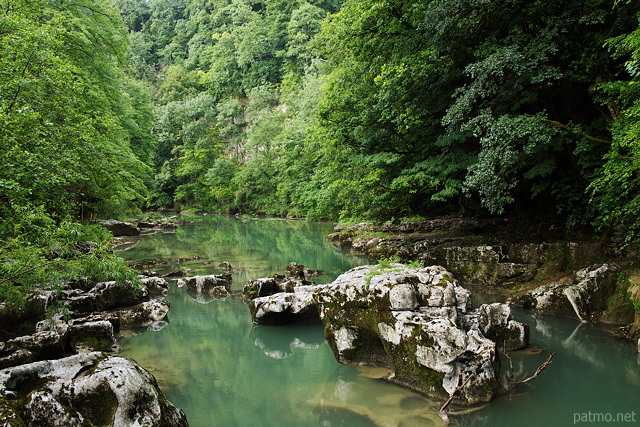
[325,218,640,348]
[0,352,187,426]
[245,264,528,404]
[0,277,171,369]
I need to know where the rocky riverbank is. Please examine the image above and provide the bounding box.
[325,218,640,350]
[0,219,189,426]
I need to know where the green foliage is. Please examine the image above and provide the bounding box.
[364,256,403,284]
[0,205,138,306]
[590,12,640,246]
[105,0,640,250]
[0,0,153,221]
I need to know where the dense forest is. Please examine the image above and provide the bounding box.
[3,0,640,304]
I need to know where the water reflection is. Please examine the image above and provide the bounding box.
[458,309,640,427]
[310,365,444,427]
[251,324,325,360]
[117,216,639,427]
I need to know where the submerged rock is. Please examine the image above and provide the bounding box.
[0,352,188,426]
[247,264,528,404]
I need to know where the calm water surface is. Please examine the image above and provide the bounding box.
[118,216,640,427]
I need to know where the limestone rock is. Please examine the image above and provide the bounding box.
[67,318,118,353]
[523,263,620,322]
[478,303,529,350]
[243,276,313,301]
[0,352,188,426]
[177,274,232,294]
[316,265,510,404]
[247,264,528,404]
[243,277,281,300]
[114,299,170,328]
[140,277,170,296]
[64,280,148,314]
[218,261,233,272]
[284,262,324,279]
[249,286,319,325]
[0,293,52,339]
[0,331,66,369]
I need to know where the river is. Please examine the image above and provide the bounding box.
[117,215,640,427]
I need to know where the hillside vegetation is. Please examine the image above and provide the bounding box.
[3,0,640,302]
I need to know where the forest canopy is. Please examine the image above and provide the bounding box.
[3,0,640,246]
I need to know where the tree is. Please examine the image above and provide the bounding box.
[590,11,640,245]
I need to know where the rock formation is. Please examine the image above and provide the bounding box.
[98,220,141,236]
[518,263,621,322]
[246,264,528,404]
[177,274,232,299]
[0,352,188,426]
[0,277,172,369]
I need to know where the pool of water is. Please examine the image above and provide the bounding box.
[118,215,640,426]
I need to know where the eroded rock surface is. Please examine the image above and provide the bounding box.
[248,264,528,404]
[326,220,605,287]
[177,274,232,295]
[520,263,620,322]
[0,277,172,369]
[0,352,188,426]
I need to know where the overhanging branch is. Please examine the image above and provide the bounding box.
[543,120,612,145]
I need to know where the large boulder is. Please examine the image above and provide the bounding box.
[249,286,319,325]
[248,264,529,404]
[98,220,141,237]
[0,352,188,426]
[177,274,232,295]
[243,276,313,301]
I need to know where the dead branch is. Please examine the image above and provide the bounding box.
[502,343,556,393]
[439,372,476,424]
[517,352,556,384]
[502,341,514,390]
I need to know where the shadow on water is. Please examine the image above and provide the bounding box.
[118,215,639,427]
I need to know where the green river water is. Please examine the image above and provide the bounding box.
[117,215,640,427]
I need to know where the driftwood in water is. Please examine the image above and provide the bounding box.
[438,372,476,424]
[438,345,557,424]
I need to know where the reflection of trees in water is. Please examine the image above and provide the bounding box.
[121,288,343,426]
[121,216,368,285]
